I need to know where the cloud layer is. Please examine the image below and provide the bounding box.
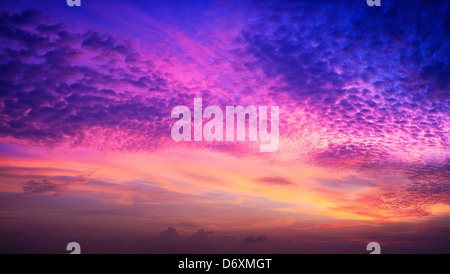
[0,0,449,253]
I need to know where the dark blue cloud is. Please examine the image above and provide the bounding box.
[0,9,185,150]
[228,0,449,168]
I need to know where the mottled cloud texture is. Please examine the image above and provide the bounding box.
[0,0,449,253]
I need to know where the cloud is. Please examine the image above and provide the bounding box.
[0,9,184,151]
[160,227,180,241]
[21,175,88,195]
[245,236,267,243]
[187,229,213,243]
[22,179,61,194]
[316,175,376,191]
[330,161,450,218]
[255,176,294,186]
[1,2,449,163]
[229,0,449,167]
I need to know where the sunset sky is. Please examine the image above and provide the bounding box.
[0,0,449,253]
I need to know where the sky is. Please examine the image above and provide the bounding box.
[0,0,449,253]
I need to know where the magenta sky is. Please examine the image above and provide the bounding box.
[0,0,449,253]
